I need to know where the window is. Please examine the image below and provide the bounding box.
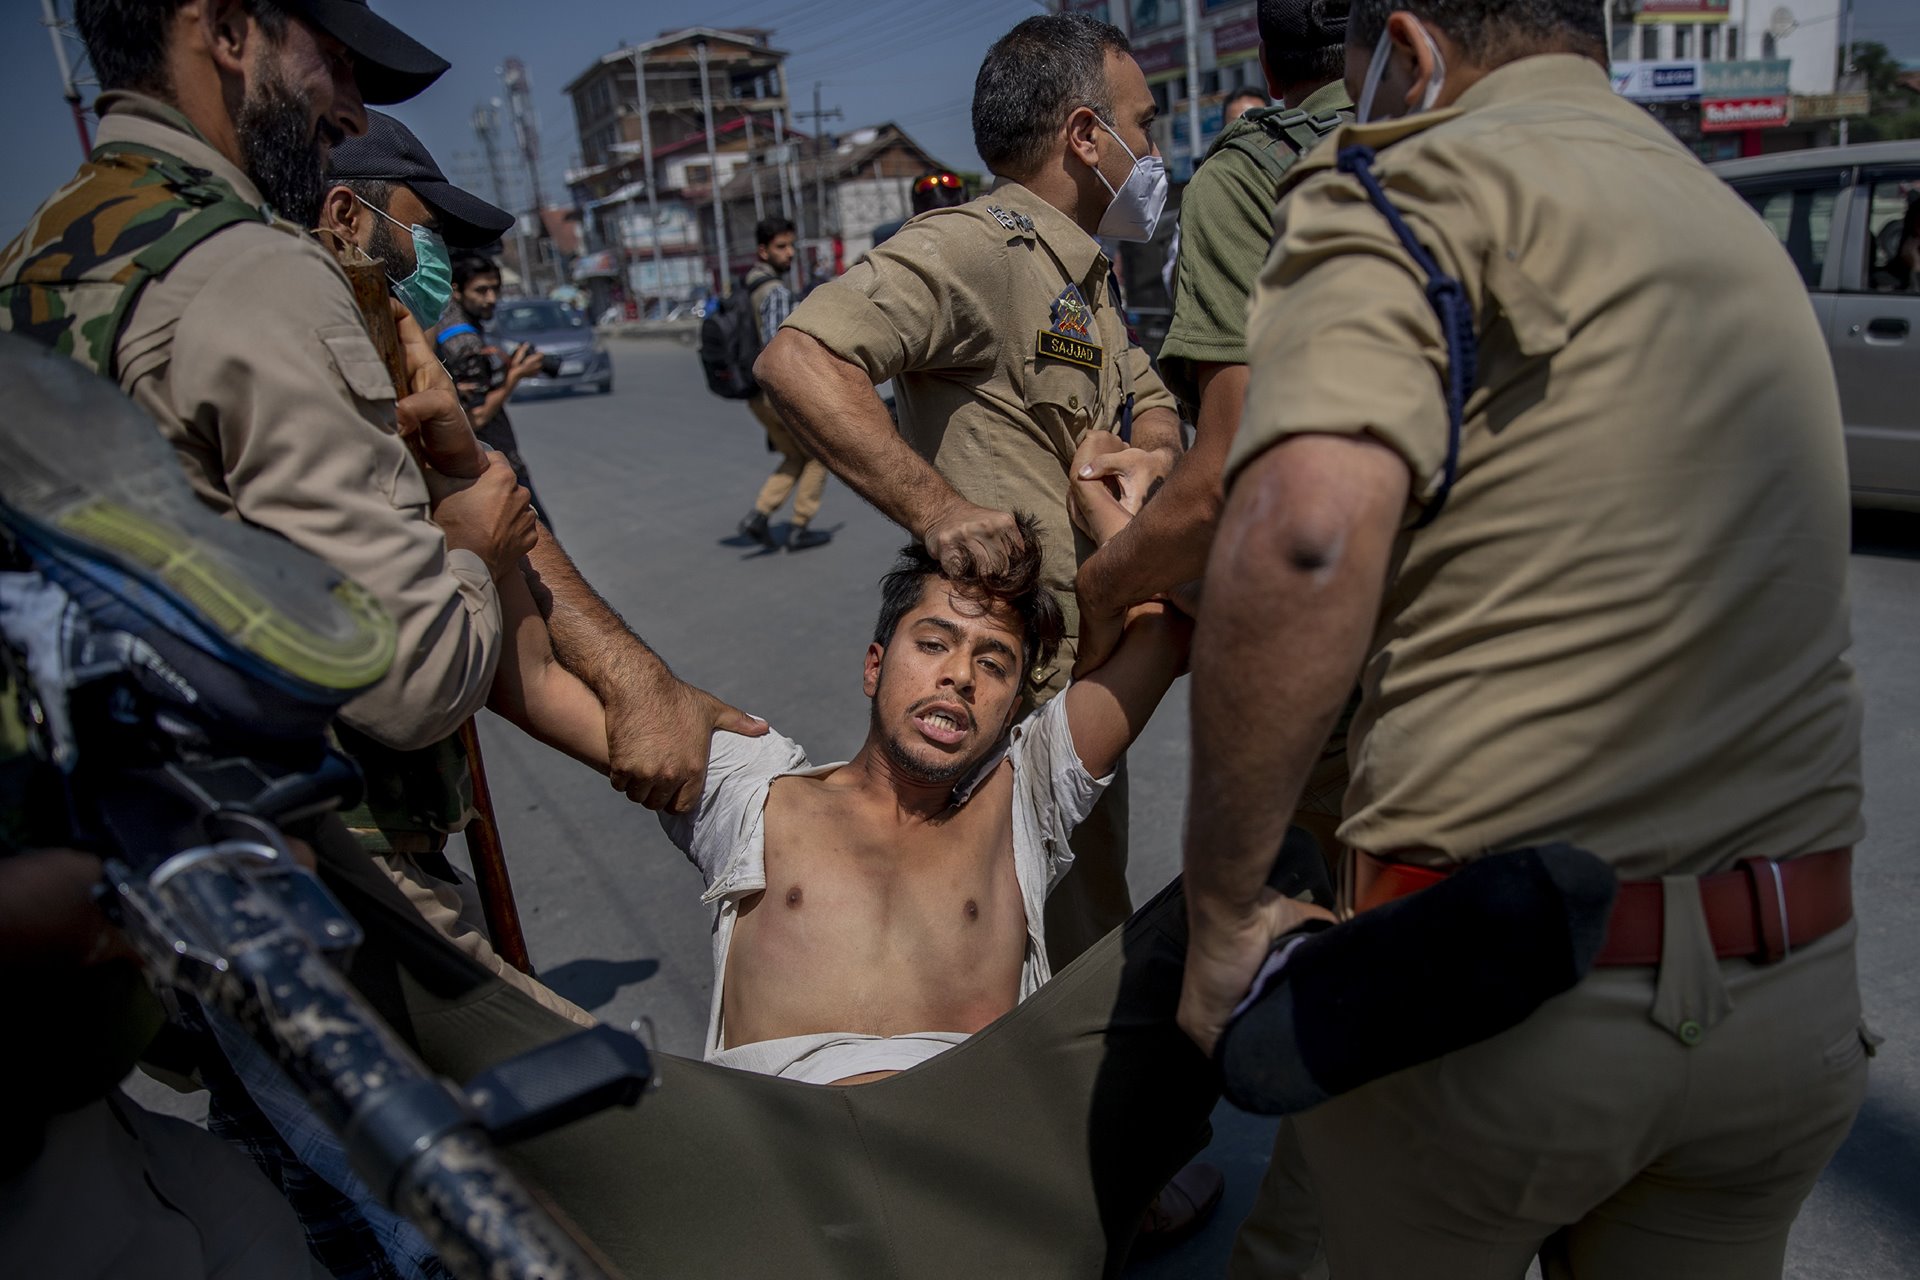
[1610,23,1633,62]
[1736,178,1843,289]
[1725,25,1739,58]
[1702,25,1718,61]
[1674,25,1692,58]
[1762,32,1777,59]
[685,163,712,186]
[1640,25,1659,60]
[1861,175,1920,294]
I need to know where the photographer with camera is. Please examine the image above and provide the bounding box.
[436,251,551,524]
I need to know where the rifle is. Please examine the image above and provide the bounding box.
[0,329,650,1278]
[344,254,535,975]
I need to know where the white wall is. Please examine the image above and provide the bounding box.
[1729,0,1841,94]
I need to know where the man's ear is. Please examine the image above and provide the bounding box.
[1064,104,1103,169]
[863,642,885,698]
[1385,11,1440,113]
[201,0,256,78]
[317,186,363,248]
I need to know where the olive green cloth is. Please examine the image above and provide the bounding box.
[306,815,1216,1278]
[1158,80,1353,410]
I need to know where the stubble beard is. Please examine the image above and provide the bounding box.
[869,668,986,789]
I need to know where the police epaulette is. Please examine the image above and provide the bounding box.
[986,204,1035,236]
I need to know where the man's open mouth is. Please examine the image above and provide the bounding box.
[912,704,972,747]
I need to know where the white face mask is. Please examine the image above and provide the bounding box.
[1355,22,1448,124]
[1089,115,1168,242]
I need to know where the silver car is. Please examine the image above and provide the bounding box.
[1712,141,1920,510]
[495,298,613,398]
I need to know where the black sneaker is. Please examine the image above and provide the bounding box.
[738,510,777,551]
[786,526,832,552]
[0,334,394,745]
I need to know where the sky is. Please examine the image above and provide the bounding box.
[2,0,1917,238]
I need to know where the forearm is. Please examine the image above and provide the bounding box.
[754,329,963,536]
[1080,364,1242,609]
[488,569,612,773]
[469,382,512,428]
[1063,603,1191,779]
[1184,437,1405,929]
[520,523,670,698]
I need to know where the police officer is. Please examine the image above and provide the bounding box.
[1178,3,1868,1277]
[322,110,553,525]
[756,11,1184,972]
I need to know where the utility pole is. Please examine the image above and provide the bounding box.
[795,83,843,270]
[1181,0,1202,177]
[1838,0,1856,147]
[471,104,509,210]
[694,37,731,293]
[40,0,90,159]
[499,58,546,293]
[628,41,666,308]
[746,113,764,221]
[772,107,801,292]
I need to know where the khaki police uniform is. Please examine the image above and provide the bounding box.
[1231,55,1869,1277]
[0,94,586,1024]
[783,181,1179,964]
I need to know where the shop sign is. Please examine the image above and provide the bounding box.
[1213,15,1260,60]
[1635,0,1730,23]
[1701,96,1791,131]
[1611,60,1702,101]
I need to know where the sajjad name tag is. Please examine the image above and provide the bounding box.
[1037,330,1104,370]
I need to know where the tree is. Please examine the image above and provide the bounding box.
[1841,41,1905,102]
[1843,41,1920,143]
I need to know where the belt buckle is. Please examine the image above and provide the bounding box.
[1738,856,1792,964]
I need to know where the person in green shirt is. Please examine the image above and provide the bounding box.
[1073,0,1353,680]
[1069,7,1352,1278]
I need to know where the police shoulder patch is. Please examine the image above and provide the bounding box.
[1038,282,1102,369]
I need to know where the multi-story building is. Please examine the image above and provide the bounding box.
[564,27,792,310]
[1607,0,1866,158]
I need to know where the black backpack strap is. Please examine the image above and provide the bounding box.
[1334,144,1477,529]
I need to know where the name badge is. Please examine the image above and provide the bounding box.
[1036,329,1104,369]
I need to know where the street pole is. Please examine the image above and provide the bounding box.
[772,108,800,291]
[746,113,765,221]
[628,42,666,310]
[1838,0,1856,146]
[41,0,90,159]
[1181,0,1202,177]
[814,82,827,251]
[794,85,843,279]
[694,37,731,294]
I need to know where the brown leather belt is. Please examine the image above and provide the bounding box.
[1351,847,1854,966]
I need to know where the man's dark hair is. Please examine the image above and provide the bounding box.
[1258,0,1349,87]
[1347,0,1605,62]
[452,252,501,291]
[972,14,1131,180]
[755,216,797,247]
[77,0,288,96]
[1227,88,1271,112]
[336,177,395,210]
[873,514,1064,677]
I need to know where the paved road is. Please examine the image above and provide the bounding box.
[134,340,1918,1276]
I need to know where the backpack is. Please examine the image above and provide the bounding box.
[698,268,777,400]
[0,141,275,381]
[1210,103,1349,187]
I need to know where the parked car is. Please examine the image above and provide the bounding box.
[496,298,613,398]
[1711,141,1920,510]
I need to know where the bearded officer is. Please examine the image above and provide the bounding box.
[1177,2,1869,1277]
[755,11,1183,972]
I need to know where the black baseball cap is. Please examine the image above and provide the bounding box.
[328,112,515,248]
[281,0,449,105]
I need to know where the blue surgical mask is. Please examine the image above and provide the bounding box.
[358,194,452,326]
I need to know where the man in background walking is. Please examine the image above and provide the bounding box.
[738,217,831,552]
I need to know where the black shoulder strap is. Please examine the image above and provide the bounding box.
[1335,144,1477,529]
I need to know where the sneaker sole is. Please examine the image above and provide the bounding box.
[0,335,395,695]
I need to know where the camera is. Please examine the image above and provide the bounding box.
[539,351,564,378]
